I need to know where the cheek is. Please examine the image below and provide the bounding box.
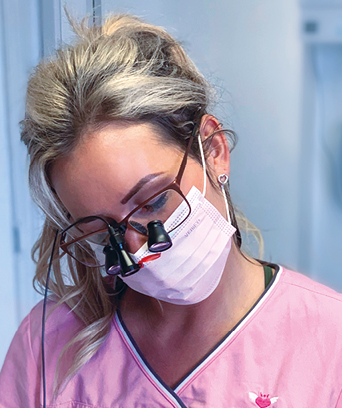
[206,185,227,219]
[179,160,206,195]
[179,160,227,219]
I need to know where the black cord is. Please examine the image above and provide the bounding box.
[41,229,59,408]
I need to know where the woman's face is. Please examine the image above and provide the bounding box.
[51,121,228,253]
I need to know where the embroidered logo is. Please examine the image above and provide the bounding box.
[249,392,279,407]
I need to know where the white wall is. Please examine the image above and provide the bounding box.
[299,44,342,290]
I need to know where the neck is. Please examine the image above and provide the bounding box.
[119,244,265,334]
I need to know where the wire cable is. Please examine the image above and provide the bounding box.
[41,229,59,408]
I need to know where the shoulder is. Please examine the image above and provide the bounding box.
[280,267,342,303]
[2,298,85,367]
[27,298,85,354]
[0,299,79,407]
[274,267,342,331]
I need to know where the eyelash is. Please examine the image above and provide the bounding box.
[141,191,168,213]
[127,192,169,234]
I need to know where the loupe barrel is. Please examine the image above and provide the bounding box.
[103,245,121,275]
[108,225,140,276]
[147,220,172,252]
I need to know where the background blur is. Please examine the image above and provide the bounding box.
[1,0,342,366]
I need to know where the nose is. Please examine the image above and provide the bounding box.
[123,225,148,254]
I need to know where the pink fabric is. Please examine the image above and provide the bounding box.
[1,267,342,408]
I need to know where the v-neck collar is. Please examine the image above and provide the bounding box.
[114,265,282,404]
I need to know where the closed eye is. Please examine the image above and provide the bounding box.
[139,191,168,215]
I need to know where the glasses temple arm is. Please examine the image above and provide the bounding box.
[175,120,201,183]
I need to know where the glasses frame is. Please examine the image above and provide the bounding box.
[59,127,198,266]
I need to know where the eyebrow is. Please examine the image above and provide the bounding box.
[120,172,164,205]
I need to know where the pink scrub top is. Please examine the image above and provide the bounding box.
[1,266,342,408]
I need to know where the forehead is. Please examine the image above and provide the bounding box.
[50,121,183,219]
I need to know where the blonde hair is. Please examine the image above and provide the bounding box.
[21,13,261,396]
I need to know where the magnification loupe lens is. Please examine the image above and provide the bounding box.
[103,245,121,275]
[147,220,172,252]
[107,264,121,275]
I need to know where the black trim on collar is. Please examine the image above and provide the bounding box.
[172,263,280,390]
[117,263,280,396]
[116,309,189,408]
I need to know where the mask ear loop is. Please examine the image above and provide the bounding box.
[218,174,231,224]
[198,134,207,196]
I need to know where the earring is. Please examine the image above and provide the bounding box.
[218,174,229,185]
[218,174,231,223]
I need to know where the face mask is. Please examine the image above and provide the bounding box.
[121,185,236,305]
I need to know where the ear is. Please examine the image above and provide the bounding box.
[199,114,230,179]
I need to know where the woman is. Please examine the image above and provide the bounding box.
[1,13,342,408]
